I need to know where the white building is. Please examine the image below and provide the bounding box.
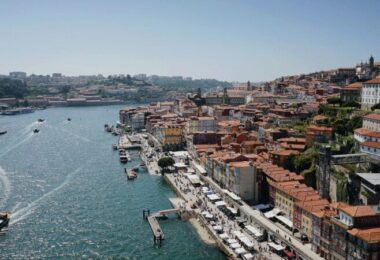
[225,161,257,203]
[354,113,380,157]
[361,77,380,110]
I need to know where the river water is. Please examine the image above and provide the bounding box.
[0,106,224,259]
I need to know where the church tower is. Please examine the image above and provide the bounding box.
[369,55,374,70]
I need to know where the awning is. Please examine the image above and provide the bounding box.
[174,162,187,168]
[243,253,254,260]
[284,250,295,258]
[230,242,241,249]
[235,247,247,255]
[207,194,220,201]
[233,231,254,248]
[219,233,229,239]
[227,238,238,244]
[245,225,263,237]
[201,211,209,215]
[194,163,207,174]
[215,201,226,207]
[264,208,281,218]
[187,175,200,185]
[268,242,285,251]
[227,207,238,215]
[205,213,214,219]
[275,215,293,228]
[212,225,223,231]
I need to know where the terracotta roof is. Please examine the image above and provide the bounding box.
[308,125,333,132]
[363,113,380,121]
[340,205,376,218]
[348,227,380,243]
[362,141,380,149]
[354,128,380,138]
[270,149,300,156]
[343,82,362,90]
[313,115,328,121]
[364,77,380,84]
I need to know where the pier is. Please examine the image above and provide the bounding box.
[143,207,182,246]
[147,216,165,245]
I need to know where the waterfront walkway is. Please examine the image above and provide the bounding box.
[193,161,323,260]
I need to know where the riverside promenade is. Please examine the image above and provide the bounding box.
[192,161,324,260]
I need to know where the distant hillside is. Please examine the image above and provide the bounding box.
[148,77,231,91]
[0,78,29,98]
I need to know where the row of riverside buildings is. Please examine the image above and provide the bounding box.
[119,59,380,260]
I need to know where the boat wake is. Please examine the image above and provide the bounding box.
[10,164,85,225]
[0,166,11,208]
[21,121,39,135]
[0,133,34,159]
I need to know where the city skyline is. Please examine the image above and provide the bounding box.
[1,0,379,81]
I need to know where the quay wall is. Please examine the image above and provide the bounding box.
[163,174,235,259]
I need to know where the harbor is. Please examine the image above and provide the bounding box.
[0,106,224,259]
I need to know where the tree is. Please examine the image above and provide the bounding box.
[371,103,380,111]
[326,96,341,106]
[0,78,29,99]
[158,157,175,169]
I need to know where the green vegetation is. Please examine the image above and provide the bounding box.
[149,77,231,91]
[0,78,29,98]
[371,103,380,111]
[158,157,175,169]
[290,147,318,188]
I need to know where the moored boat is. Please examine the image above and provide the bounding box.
[125,169,137,180]
[0,212,11,231]
[33,129,40,134]
[119,149,128,163]
[37,118,45,122]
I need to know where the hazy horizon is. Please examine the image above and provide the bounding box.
[1,0,379,82]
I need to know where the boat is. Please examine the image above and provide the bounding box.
[0,212,10,231]
[33,129,40,134]
[119,149,128,163]
[67,118,71,121]
[112,144,118,150]
[1,107,35,116]
[132,167,139,172]
[0,131,7,135]
[140,162,146,167]
[125,169,137,180]
[37,118,45,122]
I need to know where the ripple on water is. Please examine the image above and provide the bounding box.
[0,106,224,259]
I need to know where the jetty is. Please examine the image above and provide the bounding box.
[118,135,141,150]
[143,207,181,246]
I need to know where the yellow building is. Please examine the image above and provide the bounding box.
[154,123,184,151]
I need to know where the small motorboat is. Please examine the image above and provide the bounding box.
[0,131,7,135]
[67,118,71,121]
[33,129,40,134]
[37,119,45,123]
[0,212,11,231]
[132,167,139,172]
[125,169,137,180]
[112,144,118,150]
[140,162,146,167]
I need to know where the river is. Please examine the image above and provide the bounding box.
[0,105,224,259]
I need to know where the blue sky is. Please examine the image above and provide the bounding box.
[0,0,379,81]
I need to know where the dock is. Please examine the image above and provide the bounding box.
[147,216,165,244]
[143,207,182,246]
